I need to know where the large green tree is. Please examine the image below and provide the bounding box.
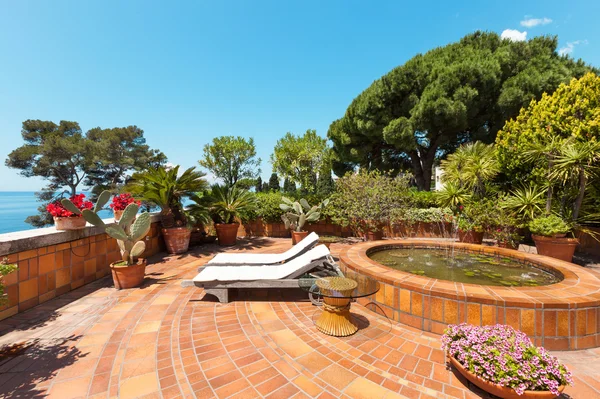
[268,172,280,191]
[328,32,593,190]
[199,136,261,188]
[85,125,166,192]
[271,129,328,193]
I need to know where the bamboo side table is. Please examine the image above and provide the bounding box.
[300,276,380,337]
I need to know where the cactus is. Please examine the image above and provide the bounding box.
[61,190,111,216]
[80,199,150,266]
[279,197,329,232]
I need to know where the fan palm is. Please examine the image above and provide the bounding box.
[440,142,499,198]
[127,165,208,227]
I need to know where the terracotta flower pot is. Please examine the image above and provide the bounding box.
[110,259,147,290]
[449,356,564,399]
[215,223,239,246]
[365,230,383,241]
[458,229,484,244]
[113,210,123,221]
[54,216,87,231]
[291,231,309,245]
[532,234,579,262]
[162,227,191,254]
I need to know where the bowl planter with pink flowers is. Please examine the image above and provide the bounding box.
[47,194,94,230]
[110,193,141,221]
[442,324,572,398]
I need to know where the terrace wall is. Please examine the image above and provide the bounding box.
[0,216,164,321]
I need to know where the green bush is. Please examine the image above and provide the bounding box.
[408,190,439,208]
[529,215,572,237]
[395,207,453,224]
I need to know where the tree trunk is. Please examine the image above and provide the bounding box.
[409,151,426,190]
[409,149,435,191]
[572,169,587,221]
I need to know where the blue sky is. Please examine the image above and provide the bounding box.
[1,0,598,191]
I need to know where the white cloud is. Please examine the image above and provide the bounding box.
[558,40,588,56]
[501,29,527,42]
[520,17,552,28]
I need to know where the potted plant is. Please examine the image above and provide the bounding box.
[529,215,578,262]
[128,165,208,254]
[0,258,18,306]
[81,201,152,289]
[490,207,522,250]
[48,193,95,230]
[110,193,140,221]
[209,185,256,246]
[318,235,342,249]
[443,323,572,398]
[455,201,493,244]
[280,197,329,244]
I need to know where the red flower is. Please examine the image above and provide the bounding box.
[47,194,93,218]
[110,193,141,211]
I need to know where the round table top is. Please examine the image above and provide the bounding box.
[299,276,380,299]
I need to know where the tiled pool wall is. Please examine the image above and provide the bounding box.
[340,240,600,350]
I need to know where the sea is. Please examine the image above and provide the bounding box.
[0,192,114,235]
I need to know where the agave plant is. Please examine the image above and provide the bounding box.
[82,203,151,266]
[280,197,329,232]
[127,165,208,228]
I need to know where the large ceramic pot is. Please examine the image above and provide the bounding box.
[532,234,579,262]
[449,356,564,399]
[291,231,309,245]
[215,223,239,246]
[458,229,484,244]
[110,259,147,290]
[54,216,87,231]
[162,227,191,254]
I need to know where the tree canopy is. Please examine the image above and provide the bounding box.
[268,173,280,191]
[328,31,594,190]
[271,129,328,193]
[199,136,261,188]
[6,119,165,227]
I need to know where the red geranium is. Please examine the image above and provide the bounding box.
[110,193,141,211]
[47,194,93,218]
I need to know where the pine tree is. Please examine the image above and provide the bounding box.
[317,167,335,196]
[262,182,269,192]
[268,173,281,191]
[255,176,263,192]
[283,178,296,194]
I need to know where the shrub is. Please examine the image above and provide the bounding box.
[393,207,453,225]
[529,215,572,237]
[408,190,438,208]
[442,324,572,395]
[0,258,18,306]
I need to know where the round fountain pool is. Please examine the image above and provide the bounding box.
[339,240,600,350]
[368,247,561,287]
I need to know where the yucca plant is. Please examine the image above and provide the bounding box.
[500,184,546,224]
[280,197,329,232]
[440,142,499,198]
[127,165,208,228]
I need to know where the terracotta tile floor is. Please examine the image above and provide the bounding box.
[0,238,599,398]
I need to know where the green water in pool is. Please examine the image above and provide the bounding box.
[368,248,561,287]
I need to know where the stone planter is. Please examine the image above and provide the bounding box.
[291,231,309,245]
[54,216,87,231]
[110,259,147,290]
[449,356,564,399]
[532,234,579,263]
[162,227,191,254]
[458,229,484,244]
[215,223,239,246]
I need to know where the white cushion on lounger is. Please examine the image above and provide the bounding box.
[206,232,319,265]
[194,244,330,282]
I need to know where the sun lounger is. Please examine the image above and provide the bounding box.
[181,244,342,303]
[205,232,320,266]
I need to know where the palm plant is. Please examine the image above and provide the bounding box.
[435,182,471,209]
[208,184,257,224]
[500,184,546,224]
[523,136,564,213]
[127,165,208,228]
[440,142,499,198]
